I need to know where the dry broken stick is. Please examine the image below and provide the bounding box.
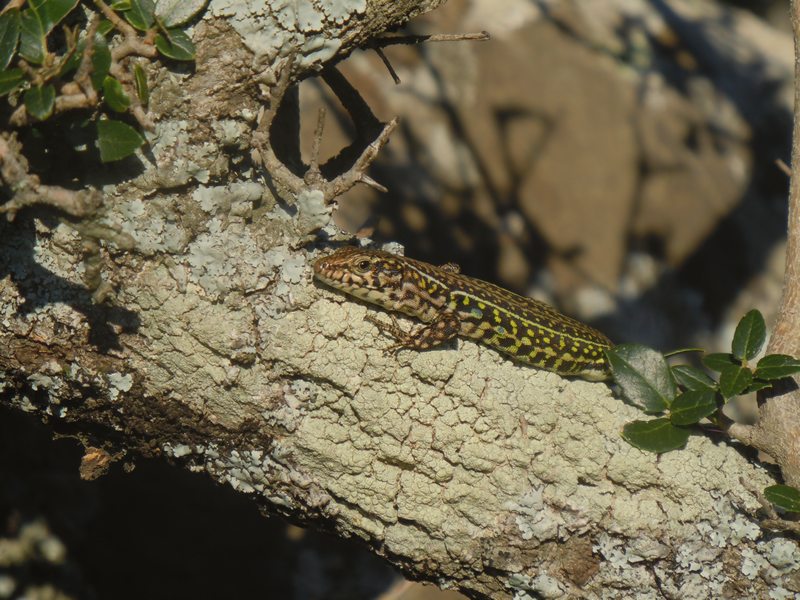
[370,30,490,83]
[254,60,397,205]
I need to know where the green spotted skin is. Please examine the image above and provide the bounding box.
[313,247,613,381]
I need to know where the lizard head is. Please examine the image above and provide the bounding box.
[312,247,404,301]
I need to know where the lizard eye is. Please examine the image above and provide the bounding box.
[356,259,371,272]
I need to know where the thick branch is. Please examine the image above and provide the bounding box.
[771,0,800,357]
[727,0,800,490]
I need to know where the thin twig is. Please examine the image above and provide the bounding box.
[74,14,101,102]
[374,47,401,85]
[323,117,398,198]
[93,0,139,39]
[111,31,158,62]
[254,61,306,194]
[776,158,792,177]
[255,60,397,204]
[738,476,800,536]
[309,109,326,173]
[0,136,102,221]
[373,31,490,48]
[760,518,800,535]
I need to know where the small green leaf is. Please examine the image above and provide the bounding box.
[90,34,111,90]
[18,8,46,64]
[606,344,677,413]
[718,364,753,399]
[102,76,130,111]
[732,309,766,362]
[109,0,133,9]
[23,84,55,120]
[0,9,21,70]
[671,365,717,391]
[40,0,79,34]
[126,0,156,30]
[154,28,195,60]
[669,389,718,426]
[622,418,690,453]
[0,68,24,96]
[663,348,704,359]
[754,354,800,380]
[97,19,115,36]
[133,63,148,106]
[702,353,737,372]
[96,118,145,162]
[156,0,208,27]
[764,484,800,513]
[744,379,773,394]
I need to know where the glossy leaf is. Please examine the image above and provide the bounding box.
[764,485,800,513]
[24,84,55,119]
[39,0,79,34]
[0,9,20,70]
[718,364,753,399]
[18,8,46,64]
[96,118,145,162]
[90,35,111,90]
[702,353,737,372]
[134,63,148,107]
[669,389,718,426]
[732,309,766,362]
[109,0,133,9]
[102,76,130,111]
[0,68,24,96]
[671,365,717,391]
[97,19,115,36]
[606,344,677,413]
[126,0,155,31]
[156,0,208,27]
[754,354,800,380]
[155,28,195,60]
[622,418,690,453]
[744,379,772,394]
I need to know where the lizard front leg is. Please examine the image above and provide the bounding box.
[364,311,461,352]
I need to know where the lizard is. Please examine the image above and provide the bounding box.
[312,246,613,381]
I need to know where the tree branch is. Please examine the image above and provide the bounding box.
[726,0,800,490]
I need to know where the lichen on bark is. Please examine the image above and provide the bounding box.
[1,1,800,599]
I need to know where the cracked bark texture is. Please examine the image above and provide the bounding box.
[1,1,800,599]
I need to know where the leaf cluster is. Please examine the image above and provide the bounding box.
[1,0,200,162]
[605,309,800,514]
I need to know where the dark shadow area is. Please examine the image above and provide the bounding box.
[0,406,398,600]
[0,215,140,352]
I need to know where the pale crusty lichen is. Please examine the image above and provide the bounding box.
[208,0,365,69]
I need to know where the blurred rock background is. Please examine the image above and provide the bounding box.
[2,0,794,598]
